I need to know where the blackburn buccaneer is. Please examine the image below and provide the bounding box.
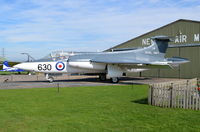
[14,36,189,83]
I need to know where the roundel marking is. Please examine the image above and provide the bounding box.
[55,62,65,71]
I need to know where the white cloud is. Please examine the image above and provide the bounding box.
[0,0,200,61]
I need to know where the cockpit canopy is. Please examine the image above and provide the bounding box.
[36,51,96,62]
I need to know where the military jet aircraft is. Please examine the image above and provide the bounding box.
[14,36,189,83]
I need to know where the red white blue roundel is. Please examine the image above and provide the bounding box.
[56,62,65,71]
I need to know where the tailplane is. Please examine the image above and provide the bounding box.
[167,57,190,68]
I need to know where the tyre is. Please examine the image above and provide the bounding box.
[111,77,119,83]
[99,74,106,81]
[48,77,54,83]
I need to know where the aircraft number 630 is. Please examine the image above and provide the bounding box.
[38,64,52,71]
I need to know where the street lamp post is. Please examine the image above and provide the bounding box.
[21,53,35,62]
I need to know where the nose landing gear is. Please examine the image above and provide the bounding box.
[45,73,54,83]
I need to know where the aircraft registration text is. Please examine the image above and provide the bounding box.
[38,64,52,71]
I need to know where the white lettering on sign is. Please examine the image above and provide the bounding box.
[175,36,179,43]
[175,34,187,43]
[142,38,154,46]
[142,38,151,46]
[141,33,200,45]
[182,35,187,42]
[194,34,199,42]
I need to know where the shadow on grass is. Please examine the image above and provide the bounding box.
[132,98,148,104]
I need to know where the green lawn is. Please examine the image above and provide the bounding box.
[0,71,29,75]
[0,85,199,132]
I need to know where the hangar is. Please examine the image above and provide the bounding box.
[108,19,200,79]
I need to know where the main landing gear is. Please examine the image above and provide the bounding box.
[99,74,119,83]
[111,77,119,83]
[99,74,106,81]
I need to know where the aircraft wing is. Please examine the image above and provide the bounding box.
[90,58,171,69]
[91,56,189,69]
[91,59,149,65]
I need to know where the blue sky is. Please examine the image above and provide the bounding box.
[0,0,200,61]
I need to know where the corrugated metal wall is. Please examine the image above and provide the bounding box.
[110,20,200,78]
[141,46,200,78]
[180,47,200,78]
[160,48,180,78]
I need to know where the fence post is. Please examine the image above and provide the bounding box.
[57,83,60,93]
[198,78,200,110]
[148,85,152,105]
[185,80,189,109]
[170,83,173,108]
[10,75,13,81]
[151,85,154,105]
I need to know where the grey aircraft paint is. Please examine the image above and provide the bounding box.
[68,36,185,68]
[13,36,189,83]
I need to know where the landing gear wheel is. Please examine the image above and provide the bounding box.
[48,77,54,83]
[45,73,54,83]
[111,77,119,83]
[99,74,106,81]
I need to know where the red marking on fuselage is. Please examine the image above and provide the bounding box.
[58,65,62,68]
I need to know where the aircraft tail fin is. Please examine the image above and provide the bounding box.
[142,36,172,56]
[3,61,10,69]
[151,36,171,53]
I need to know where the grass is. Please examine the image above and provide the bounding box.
[0,71,29,75]
[0,85,199,132]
